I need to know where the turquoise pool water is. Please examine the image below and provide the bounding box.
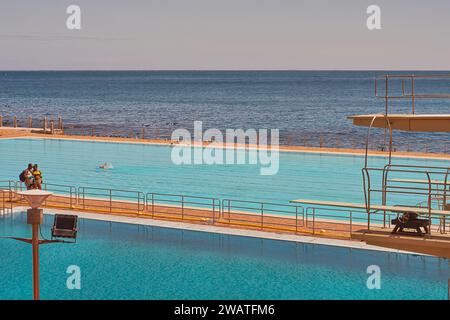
[0,212,448,300]
[0,138,448,206]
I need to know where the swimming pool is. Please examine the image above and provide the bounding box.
[0,138,448,206]
[0,212,448,300]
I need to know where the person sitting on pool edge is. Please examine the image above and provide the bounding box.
[32,164,43,190]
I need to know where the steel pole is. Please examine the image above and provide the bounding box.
[27,208,43,300]
[32,223,40,300]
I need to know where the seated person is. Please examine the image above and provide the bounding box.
[397,211,418,223]
[392,211,428,235]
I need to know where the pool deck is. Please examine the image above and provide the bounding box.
[1,127,449,160]
[4,192,366,239]
[5,193,448,258]
[9,206,421,256]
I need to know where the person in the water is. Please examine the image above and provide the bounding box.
[99,163,113,169]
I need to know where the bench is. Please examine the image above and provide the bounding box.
[391,214,430,236]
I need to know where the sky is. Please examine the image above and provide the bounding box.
[0,0,449,70]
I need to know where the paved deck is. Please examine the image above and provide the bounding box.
[10,206,420,255]
[4,191,449,257]
[3,192,367,240]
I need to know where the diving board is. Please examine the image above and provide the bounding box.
[388,178,447,185]
[289,199,450,217]
[347,114,450,132]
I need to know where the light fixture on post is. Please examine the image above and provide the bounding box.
[17,189,53,300]
[1,189,79,300]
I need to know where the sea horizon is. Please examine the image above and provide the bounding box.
[1,70,449,151]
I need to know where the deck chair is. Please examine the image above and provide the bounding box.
[51,214,78,242]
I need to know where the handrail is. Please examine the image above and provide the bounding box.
[145,192,220,222]
[78,186,145,214]
[362,164,450,233]
[2,178,448,236]
[221,198,305,233]
[374,74,450,115]
[15,181,78,209]
[0,180,15,213]
[363,114,393,168]
[443,169,449,209]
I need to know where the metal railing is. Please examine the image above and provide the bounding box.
[78,187,145,215]
[2,176,448,237]
[374,74,450,115]
[221,199,307,234]
[219,199,403,237]
[16,182,77,209]
[0,180,16,214]
[362,164,450,233]
[375,74,450,114]
[145,193,220,223]
[304,206,397,235]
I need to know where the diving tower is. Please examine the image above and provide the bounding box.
[348,114,450,133]
[349,74,450,133]
[292,74,450,258]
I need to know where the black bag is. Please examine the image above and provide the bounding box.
[19,170,26,182]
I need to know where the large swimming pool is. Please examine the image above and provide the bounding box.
[0,212,448,300]
[0,138,448,205]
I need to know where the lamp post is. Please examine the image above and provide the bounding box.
[17,189,53,300]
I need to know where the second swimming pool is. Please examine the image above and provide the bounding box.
[0,138,448,206]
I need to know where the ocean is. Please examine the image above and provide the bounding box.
[0,71,449,151]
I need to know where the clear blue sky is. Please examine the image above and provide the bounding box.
[0,0,449,70]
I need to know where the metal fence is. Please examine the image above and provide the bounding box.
[78,187,145,215]
[220,199,402,237]
[0,180,15,214]
[1,179,448,238]
[221,199,305,233]
[146,193,220,223]
[15,182,77,209]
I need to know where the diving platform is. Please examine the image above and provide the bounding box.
[349,74,450,132]
[351,229,450,258]
[291,199,450,258]
[348,114,450,132]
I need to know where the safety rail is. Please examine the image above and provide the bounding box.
[145,193,220,223]
[221,199,307,234]
[0,180,16,214]
[78,187,145,215]
[16,182,78,209]
[220,199,402,237]
[362,164,450,233]
[3,176,448,237]
[375,74,450,114]
[304,206,397,236]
